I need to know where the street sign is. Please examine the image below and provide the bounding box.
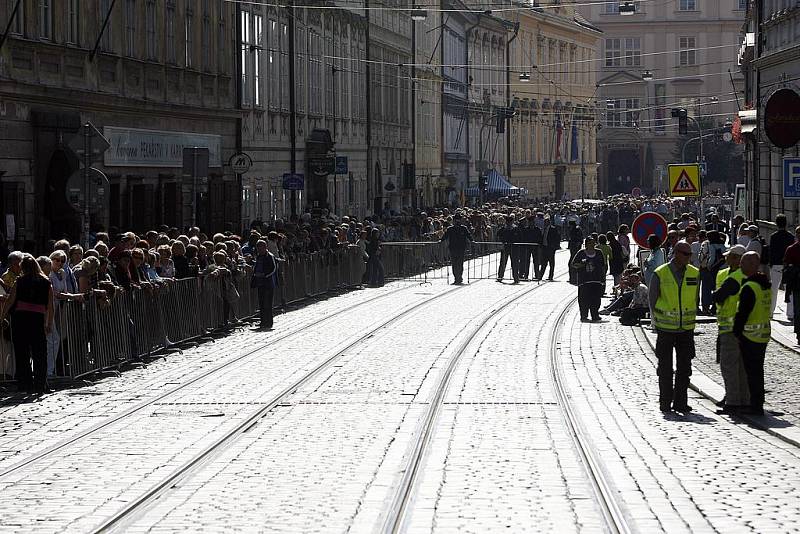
[631,187,642,197]
[66,167,108,212]
[182,147,210,179]
[229,152,253,175]
[68,122,111,163]
[335,156,348,175]
[668,164,701,197]
[699,161,707,178]
[783,157,800,198]
[632,212,668,250]
[282,172,304,190]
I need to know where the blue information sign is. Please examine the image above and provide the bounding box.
[783,157,800,199]
[282,173,304,191]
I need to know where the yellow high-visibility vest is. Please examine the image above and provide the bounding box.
[716,268,746,335]
[653,263,699,332]
[740,280,771,343]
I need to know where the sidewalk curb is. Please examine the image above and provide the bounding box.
[633,326,800,449]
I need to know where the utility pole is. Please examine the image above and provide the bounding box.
[288,0,297,217]
[505,22,519,181]
[82,123,91,248]
[581,140,586,203]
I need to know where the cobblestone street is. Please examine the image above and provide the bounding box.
[2,252,800,533]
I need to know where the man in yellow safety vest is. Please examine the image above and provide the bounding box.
[712,244,750,414]
[733,251,772,416]
[648,240,700,413]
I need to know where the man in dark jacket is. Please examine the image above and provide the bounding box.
[567,220,584,285]
[251,240,278,331]
[733,251,771,415]
[497,215,519,283]
[520,216,543,281]
[537,217,560,281]
[440,213,473,285]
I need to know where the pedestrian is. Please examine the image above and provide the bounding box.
[643,234,666,287]
[497,215,518,283]
[617,224,631,265]
[251,240,278,331]
[365,228,385,287]
[712,244,749,414]
[440,213,473,285]
[567,220,584,285]
[572,236,607,322]
[606,231,625,286]
[783,225,800,334]
[538,217,560,281]
[1,254,54,394]
[699,230,727,315]
[733,251,772,416]
[768,214,794,316]
[648,240,699,413]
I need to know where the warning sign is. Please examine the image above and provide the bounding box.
[668,164,701,197]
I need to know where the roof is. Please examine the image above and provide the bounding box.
[573,12,603,33]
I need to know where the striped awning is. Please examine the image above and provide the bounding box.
[465,170,525,197]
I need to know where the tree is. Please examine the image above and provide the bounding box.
[672,115,744,187]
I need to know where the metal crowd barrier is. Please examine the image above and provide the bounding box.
[0,247,367,384]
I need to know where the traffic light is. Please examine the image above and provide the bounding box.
[677,108,688,135]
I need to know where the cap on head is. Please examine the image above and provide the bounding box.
[725,244,746,257]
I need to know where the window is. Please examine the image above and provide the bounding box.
[296,26,306,113]
[185,5,194,67]
[66,0,79,44]
[606,99,622,127]
[738,0,747,9]
[217,0,227,74]
[267,19,277,109]
[240,10,251,106]
[39,0,51,40]
[280,23,289,111]
[679,36,696,66]
[166,1,176,63]
[145,0,156,59]
[624,98,640,127]
[624,38,641,66]
[654,84,666,132]
[679,0,696,10]
[125,0,136,57]
[201,0,211,71]
[325,33,333,118]
[253,14,262,107]
[309,31,321,115]
[605,38,621,67]
[8,0,24,35]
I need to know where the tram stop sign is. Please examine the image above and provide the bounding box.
[632,212,668,250]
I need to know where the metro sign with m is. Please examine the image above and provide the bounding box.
[783,158,800,199]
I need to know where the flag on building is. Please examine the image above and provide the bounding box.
[570,124,579,163]
[555,117,563,162]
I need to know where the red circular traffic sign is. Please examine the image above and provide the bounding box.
[632,212,668,250]
[764,88,800,149]
[631,187,642,197]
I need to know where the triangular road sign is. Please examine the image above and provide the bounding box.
[672,170,699,194]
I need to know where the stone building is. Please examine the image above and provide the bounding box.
[739,0,800,222]
[579,0,745,196]
[508,4,601,200]
[0,0,239,249]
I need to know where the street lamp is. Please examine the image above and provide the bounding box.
[411,6,427,21]
[519,72,531,82]
[619,2,637,15]
[641,70,653,81]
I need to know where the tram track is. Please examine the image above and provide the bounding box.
[379,268,569,534]
[550,298,633,534]
[0,281,436,481]
[88,278,503,533]
[92,272,578,533]
[380,285,633,534]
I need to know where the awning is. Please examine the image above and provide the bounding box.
[465,170,525,197]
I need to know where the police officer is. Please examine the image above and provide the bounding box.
[440,213,474,285]
[648,240,699,413]
[497,215,519,283]
[733,251,771,416]
[712,244,749,413]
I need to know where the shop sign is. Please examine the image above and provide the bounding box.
[103,126,222,167]
[764,88,800,149]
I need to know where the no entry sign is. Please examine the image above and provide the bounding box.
[632,212,668,250]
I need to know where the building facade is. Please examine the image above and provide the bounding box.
[508,4,601,200]
[0,0,239,248]
[740,0,800,223]
[580,0,745,196]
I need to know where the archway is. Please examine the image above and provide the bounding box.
[607,149,641,196]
